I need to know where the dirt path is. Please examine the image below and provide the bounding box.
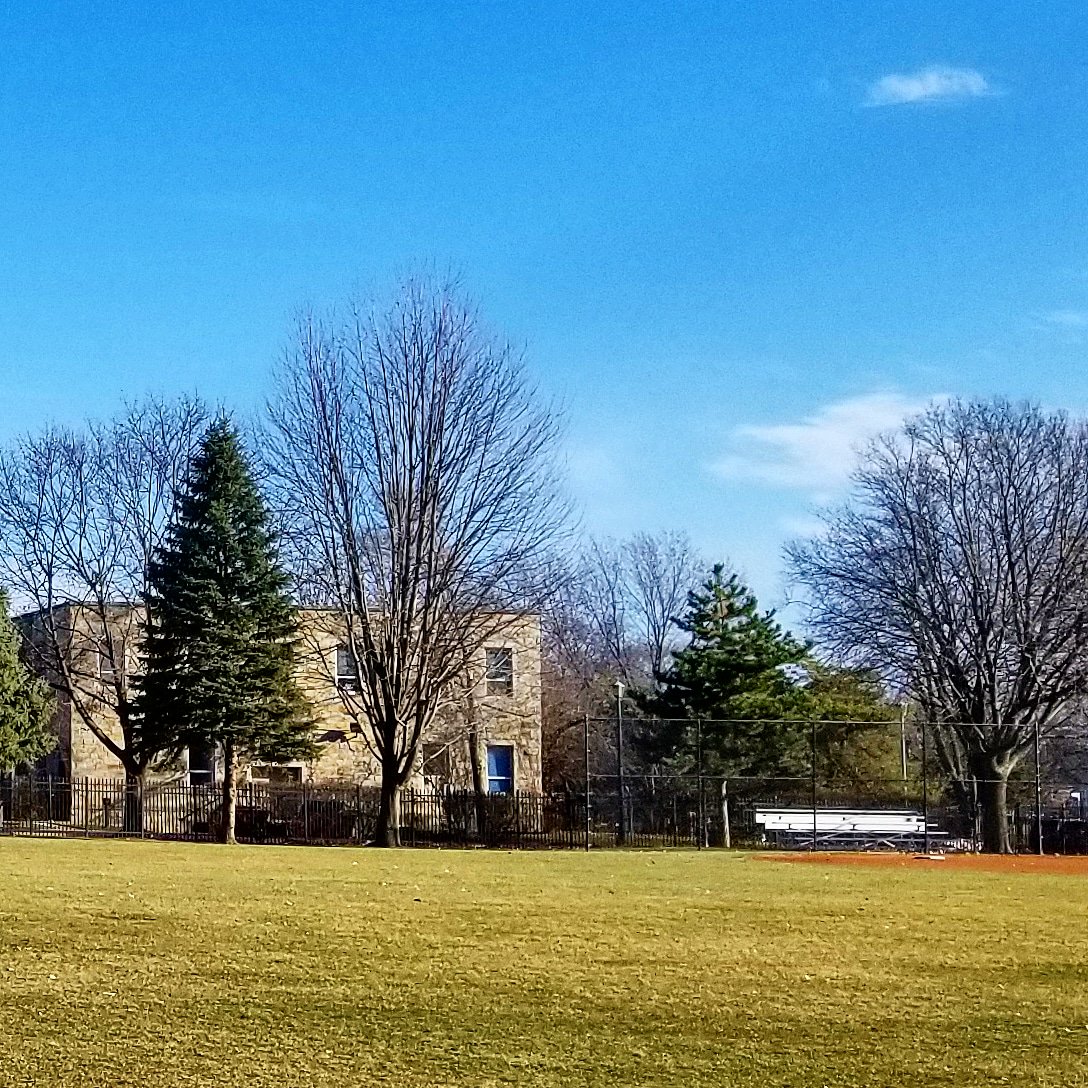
[754,850,1088,875]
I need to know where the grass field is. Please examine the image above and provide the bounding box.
[2,842,1088,1088]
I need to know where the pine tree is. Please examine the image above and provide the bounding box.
[646,566,807,714]
[640,566,896,777]
[0,590,55,771]
[134,419,313,843]
[639,565,811,775]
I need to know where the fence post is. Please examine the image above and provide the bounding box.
[303,783,310,843]
[1033,719,1044,855]
[696,719,705,850]
[721,778,731,850]
[921,718,930,853]
[615,688,626,846]
[810,719,818,852]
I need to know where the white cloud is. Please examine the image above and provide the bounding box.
[864,66,994,107]
[1041,309,1088,328]
[713,391,940,496]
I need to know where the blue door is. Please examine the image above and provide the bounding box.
[486,745,514,794]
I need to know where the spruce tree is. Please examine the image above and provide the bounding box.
[0,590,55,771]
[134,419,313,843]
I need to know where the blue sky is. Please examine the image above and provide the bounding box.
[2,2,1087,614]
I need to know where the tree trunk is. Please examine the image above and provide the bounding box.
[971,754,1012,854]
[122,769,144,835]
[221,741,238,845]
[468,723,487,839]
[375,771,402,847]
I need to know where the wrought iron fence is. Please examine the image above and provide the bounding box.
[0,778,592,849]
[3,773,1088,852]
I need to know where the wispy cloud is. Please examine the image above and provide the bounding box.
[864,66,994,107]
[1040,309,1088,329]
[713,392,941,497]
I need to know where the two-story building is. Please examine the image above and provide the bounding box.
[20,603,542,794]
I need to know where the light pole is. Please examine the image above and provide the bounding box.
[1034,716,1044,856]
[899,703,909,781]
[615,680,626,846]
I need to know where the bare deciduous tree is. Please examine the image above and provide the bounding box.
[0,396,208,786]
[788,400,1088,852]
[626,530,706,685]
[266,277,569,845]
[574,531,703,687]
[540,530,703,786]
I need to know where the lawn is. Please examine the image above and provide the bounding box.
[2,841,1088,1087]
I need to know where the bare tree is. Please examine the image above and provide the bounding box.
[575,531,703,687]
[540,531,703,786]
[540,575,618,788]
[788,400,1088,852]
[266,277,569,845]
[0,396,208,787]
[626,531,705,684]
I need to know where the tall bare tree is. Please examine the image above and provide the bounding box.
[541,531,703,786]
[788,400,1088,852]
[574,531,703,687]
[0,396,208,785]
[266,277,569,845]
[626,531,706,685]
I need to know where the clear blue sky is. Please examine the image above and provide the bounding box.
[2,2,1086,614]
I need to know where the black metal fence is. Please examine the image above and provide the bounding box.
[3,773,1088,852]
[0,777,589,849]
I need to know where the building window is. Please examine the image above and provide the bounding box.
[97,649,116,683]
[485,647,514,696]
[249,764,303,786]
[335,644,359,690]
[486,744,514,794]
[187,742,215,785]
[421,742,453,785]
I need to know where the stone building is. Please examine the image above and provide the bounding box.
[20,603,542,794]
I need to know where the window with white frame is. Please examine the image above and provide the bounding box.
[335,643,359,690]
[97,649,117,684]
[485,647,514,696]
[421,742,453,786]
[249,764,303,786]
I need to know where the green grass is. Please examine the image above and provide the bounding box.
[2,843,1088,1088]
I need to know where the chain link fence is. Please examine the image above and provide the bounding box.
[2,772,1086,851]
[2,718,1085,851]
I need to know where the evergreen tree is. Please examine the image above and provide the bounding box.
[134,419,313,843]
[0,590,55,771]
[638,566,894,777]
[643,566,807,715]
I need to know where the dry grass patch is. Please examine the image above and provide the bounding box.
[2,840,1088,1086]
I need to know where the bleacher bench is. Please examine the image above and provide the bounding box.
[755,807,947,850]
